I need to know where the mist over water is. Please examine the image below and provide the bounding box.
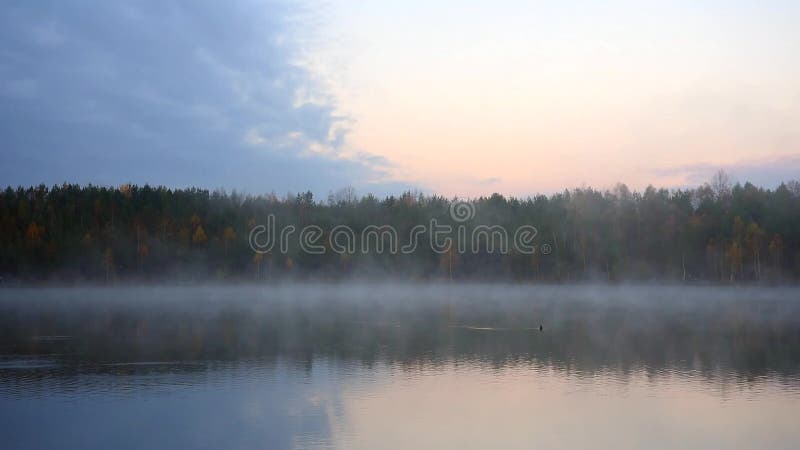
[0,284,799,449]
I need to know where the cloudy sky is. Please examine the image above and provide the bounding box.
[2,0,799,196]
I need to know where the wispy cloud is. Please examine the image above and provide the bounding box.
[653,154,800,188]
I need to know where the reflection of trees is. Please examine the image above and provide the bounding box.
[1,292,798,385]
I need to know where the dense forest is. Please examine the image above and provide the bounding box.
[1,172,799,283]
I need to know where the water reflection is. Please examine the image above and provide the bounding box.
[0,285,799,449]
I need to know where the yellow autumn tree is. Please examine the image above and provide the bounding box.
[192,225,208,245]
[26,222,45,244]
[726,241,743,282]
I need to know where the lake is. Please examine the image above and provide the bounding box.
[1,284,799,449]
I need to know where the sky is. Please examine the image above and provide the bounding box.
[1,0,799,197]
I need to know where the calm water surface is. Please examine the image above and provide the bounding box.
[1,284,799,449]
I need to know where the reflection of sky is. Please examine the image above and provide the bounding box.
[1,360,799,450]
[330,364,800,450]
[2,1,799,196]
[0,360,349,450]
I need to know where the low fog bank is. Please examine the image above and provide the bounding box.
[1,282,799,305]
[1,284,799,384]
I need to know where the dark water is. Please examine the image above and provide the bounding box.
[1,284,799,449]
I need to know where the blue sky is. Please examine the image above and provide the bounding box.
[2,0,799,196]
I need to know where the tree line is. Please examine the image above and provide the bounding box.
[1,172,798,283]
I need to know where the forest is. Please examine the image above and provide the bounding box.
[1,172,799,283]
